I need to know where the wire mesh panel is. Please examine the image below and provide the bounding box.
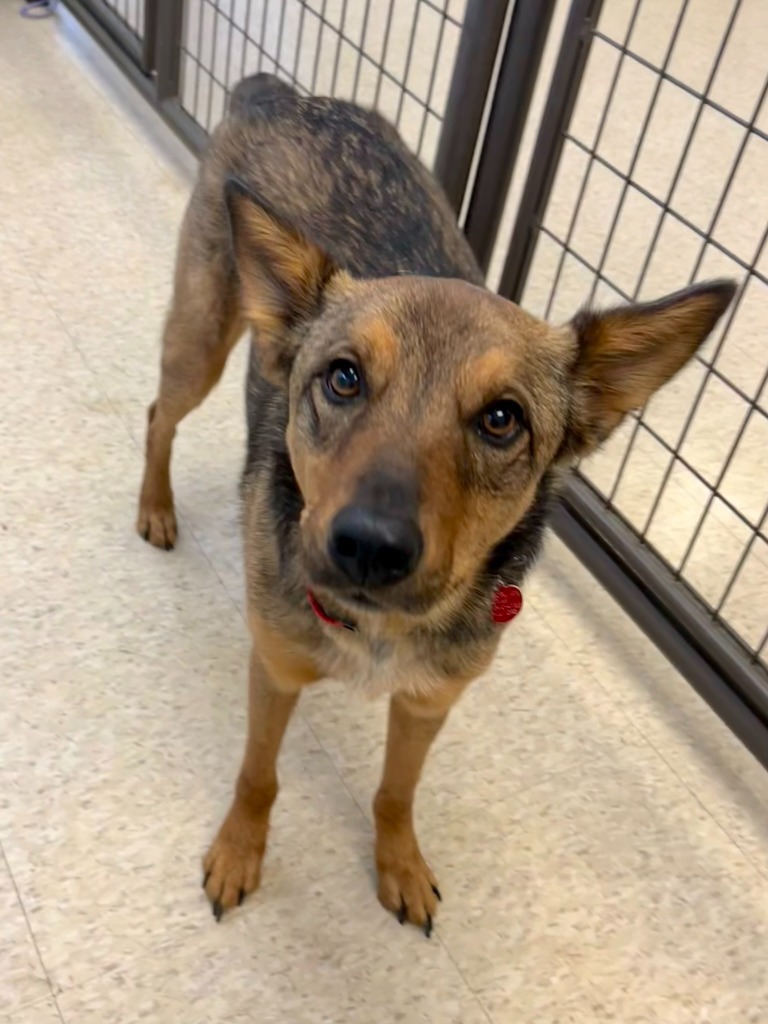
[517,0,768,669]
[101,0,145,38]
[177,0,467,167]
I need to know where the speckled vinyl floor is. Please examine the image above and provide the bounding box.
[1,4,768,1023]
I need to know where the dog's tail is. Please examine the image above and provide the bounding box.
[228,73,298,119]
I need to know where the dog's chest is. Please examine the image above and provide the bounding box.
[321,629,442,699]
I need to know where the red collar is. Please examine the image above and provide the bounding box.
[307,590,357,630]
[307,584,523,631]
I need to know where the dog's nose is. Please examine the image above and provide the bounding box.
[328,505,423,588]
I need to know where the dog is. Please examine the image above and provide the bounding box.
[137,73,735,936]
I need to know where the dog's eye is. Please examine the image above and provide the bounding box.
[477,400,524,446]
[324,359,362,403]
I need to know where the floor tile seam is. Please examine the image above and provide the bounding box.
[0,840,59,1013]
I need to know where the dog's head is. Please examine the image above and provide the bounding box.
[228,181,736,620]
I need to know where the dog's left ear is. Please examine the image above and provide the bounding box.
[561,279,737,460]
[226,177,344,385]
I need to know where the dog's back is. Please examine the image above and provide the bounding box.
[196,73,482,285]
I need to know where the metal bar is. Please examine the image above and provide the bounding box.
[62,0,154,93]
[497,0,605,303]
[395,0,421,127]
[141,0,158,72]
[642,222,768,548]
[290,0,308,87]
[758,621,768,662]
[606,0,743,510]
[330,0,350,96]
[716,502,768,617]
[553,476,768,771]
[63,0,206,155]
[592,30,768,146]
[541,0,643,321]
[154,0,184,102]
[416,3,449,159]
[420,0,461,29]
[310,0,330,94]
[69,0,145,65]
[373,0,396,109]
[627,420,768,545]
[221,0,237,93]
[239,0,253,81]
[561,135,768,290]
[256,0,272,75]
[205,0,223,130]
[352,0,373,100]
[584,0,691,306]
[433,0,509,213]
[159,96,209,154]
[462,0,556,272]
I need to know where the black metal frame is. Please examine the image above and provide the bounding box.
[63,0,209,153]
[555,482,768,771]
[67,0,155,72]
[490,0,768,767]
[460,0,556,272]
[61,0,768,767]
[499,0,605,303]
[433,0,509,215]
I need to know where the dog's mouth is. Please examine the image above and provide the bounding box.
[301,535,458,621]
[346,590,380,609]
[308,582,384,617]
[306,572,463,625]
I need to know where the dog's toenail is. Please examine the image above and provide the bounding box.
[432,885,442,902]
[213,900,223,922]
[397,900,407,925]
[238,888,245,906]
[424,914,433,939]
[202,871,211,889]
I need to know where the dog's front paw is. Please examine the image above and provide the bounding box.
[202,809,268,921]
[376,836,442,937]
[137,498,178,550]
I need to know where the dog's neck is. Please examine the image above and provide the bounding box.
[268,446,552,642]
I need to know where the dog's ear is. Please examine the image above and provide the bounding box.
[561,279,737,460]
[226,178,343,385]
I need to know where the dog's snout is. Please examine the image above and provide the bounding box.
[329,506,423,587]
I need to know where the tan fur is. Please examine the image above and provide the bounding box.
[138,217,243,548]
[229,189,335,385]
[137,82,735,932]
[566,286,734,456]
[203,643,301,915]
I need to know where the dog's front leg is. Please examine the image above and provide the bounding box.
[202,641,303,920]
[374,688,463,936]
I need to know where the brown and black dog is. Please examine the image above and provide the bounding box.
[137,73,735,935]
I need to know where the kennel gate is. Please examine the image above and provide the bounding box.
[61,0,768,768]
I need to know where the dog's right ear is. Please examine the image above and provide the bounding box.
[226,178,343,386]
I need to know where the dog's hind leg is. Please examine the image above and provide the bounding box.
[138,233,243,550]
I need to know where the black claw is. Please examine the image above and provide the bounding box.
[164,540,174,551]
[213,899,224,922]
[141,528,149,542]
[202,871,211,890]
[424,914,433,939]
[432,885,442,903]
[238,888,245,906]
[397,900,407,925]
